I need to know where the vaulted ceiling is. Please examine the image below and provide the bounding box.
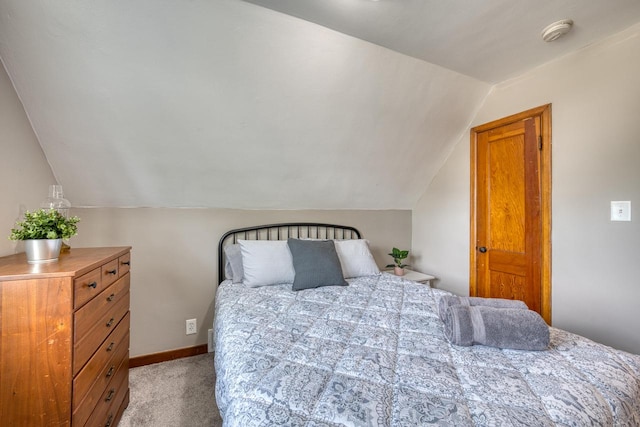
[1,0,639,209]
[242,0,640,83]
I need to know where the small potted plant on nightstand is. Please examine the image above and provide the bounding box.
[386,247,409,276]
[8,209,80,264]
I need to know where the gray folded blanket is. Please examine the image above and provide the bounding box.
[442,305,550,351]
[438,295,528,321]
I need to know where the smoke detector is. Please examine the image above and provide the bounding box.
[541,19,574,42]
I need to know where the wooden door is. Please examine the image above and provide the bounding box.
[470,105,551,323]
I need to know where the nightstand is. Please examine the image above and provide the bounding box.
[390,269,435,285]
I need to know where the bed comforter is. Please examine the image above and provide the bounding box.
[214,273,640,426]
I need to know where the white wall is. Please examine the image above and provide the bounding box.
[71,207,411,356]
[0,61,57,257]
[412,24,640,355]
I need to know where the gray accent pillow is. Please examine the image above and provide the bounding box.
[223,243,244,283]
[287,238,348,291]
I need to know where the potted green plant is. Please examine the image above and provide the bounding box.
[8,209,80,264]
[386,247,409,276]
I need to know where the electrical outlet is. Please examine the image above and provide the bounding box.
[186,318,197,335]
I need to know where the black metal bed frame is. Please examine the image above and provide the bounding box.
[217,222,361,283]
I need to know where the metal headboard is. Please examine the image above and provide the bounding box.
[218,222,361,283]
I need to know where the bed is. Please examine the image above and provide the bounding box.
[213,223,640,426]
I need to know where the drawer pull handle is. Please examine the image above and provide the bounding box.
[106,366,115,378]
[106,318,115,327]
[105,389,116,402]
[105,413,114,427]
[122,261,131,266]
[88,281,98,289]
[107,269,117,275]
[107,293,116,302]
[106,342,115,352]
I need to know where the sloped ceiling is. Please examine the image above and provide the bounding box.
[0,1,639,209]
[242,0,640,83]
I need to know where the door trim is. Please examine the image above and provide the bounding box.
[469,104,552,324]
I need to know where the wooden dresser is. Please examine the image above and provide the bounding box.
[0,247,131,426]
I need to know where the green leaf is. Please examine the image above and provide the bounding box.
[387,247,409,267]
[8,209,80,241]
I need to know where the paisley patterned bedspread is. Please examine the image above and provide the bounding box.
[214,273,640,426]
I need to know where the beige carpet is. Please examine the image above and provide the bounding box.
[119,353,222,427]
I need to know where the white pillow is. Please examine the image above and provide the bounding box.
[238,240,295,287]
[334,239,380,278]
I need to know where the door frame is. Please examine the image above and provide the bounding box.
[469,104,552,324]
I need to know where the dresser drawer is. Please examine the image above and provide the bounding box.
[73,327,129,426]
[83,359,129,427]
[118,252,131,277]
[74,278,130,375]
[74,267,102,310]
[75,273,129,340]
[102,258,120,288]
[73,312,130,408]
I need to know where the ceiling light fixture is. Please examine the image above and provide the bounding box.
[541,19,574,42]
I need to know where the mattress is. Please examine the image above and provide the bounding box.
[214,273,640,426]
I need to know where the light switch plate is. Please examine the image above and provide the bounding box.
[611,201,631,221]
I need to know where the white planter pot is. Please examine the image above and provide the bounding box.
[394,266,405,276]
[24,239,62,264]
